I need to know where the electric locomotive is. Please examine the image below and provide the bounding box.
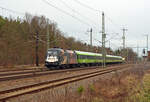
[45,48,77,68]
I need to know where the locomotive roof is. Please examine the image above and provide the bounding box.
[48,48,63,51]
[106,55,122,58]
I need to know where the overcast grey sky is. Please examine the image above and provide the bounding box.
[0,0,150,55]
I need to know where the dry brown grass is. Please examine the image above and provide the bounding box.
[63,67,144,102]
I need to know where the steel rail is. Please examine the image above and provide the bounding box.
[0,66,101,82]
[0,67,45,73]
[0,69,48,76]
[0,65,130,101]
[0,63,124,73]
[0,64,126,82]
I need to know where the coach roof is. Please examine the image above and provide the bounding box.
[75,50,122,58]
[75,51,102,56]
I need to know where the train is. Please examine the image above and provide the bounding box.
[45,48,125,68]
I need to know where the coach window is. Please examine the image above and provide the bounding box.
[77,55,80,59]
[80,55,82,59]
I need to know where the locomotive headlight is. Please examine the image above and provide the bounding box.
[122,58,125,60]
[53,56,58,61]
[47,56,58,62]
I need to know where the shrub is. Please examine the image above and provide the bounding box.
[77,86,84,94]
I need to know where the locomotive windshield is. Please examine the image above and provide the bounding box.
[47,50,58,56]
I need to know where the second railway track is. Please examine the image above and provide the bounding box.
[0,64,126,82]
[0,64,131,101]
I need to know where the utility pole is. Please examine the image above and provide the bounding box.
[145,34,149,56]
[121,28,127,57]
[53,25,56,46]
[36,31,39,66]
[102,12,106,68]
[90,28,92,47]
[47,19,50,51]
[137,43,139,63]
[109,41,110,49]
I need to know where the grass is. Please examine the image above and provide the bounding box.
[135,74,150,102]
[77,85,84,94]
[52,66,147,102]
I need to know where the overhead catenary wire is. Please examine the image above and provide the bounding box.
[83,29,122,47]
[83,30,103,45]
[58,0,99,30]
[105,14,121,31]
[72,0,101,12]
[72,0,121,31]
[43,0,103,47]
[105,33,122,43]
[109,42,121,49]
[42,0,92,27]
[72,0,122,42]
[104,15,123,42]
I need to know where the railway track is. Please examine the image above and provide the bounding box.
[0,64,126,82]
[0,67,45,73]
[0,68,48,77]
[0,64,131,101]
